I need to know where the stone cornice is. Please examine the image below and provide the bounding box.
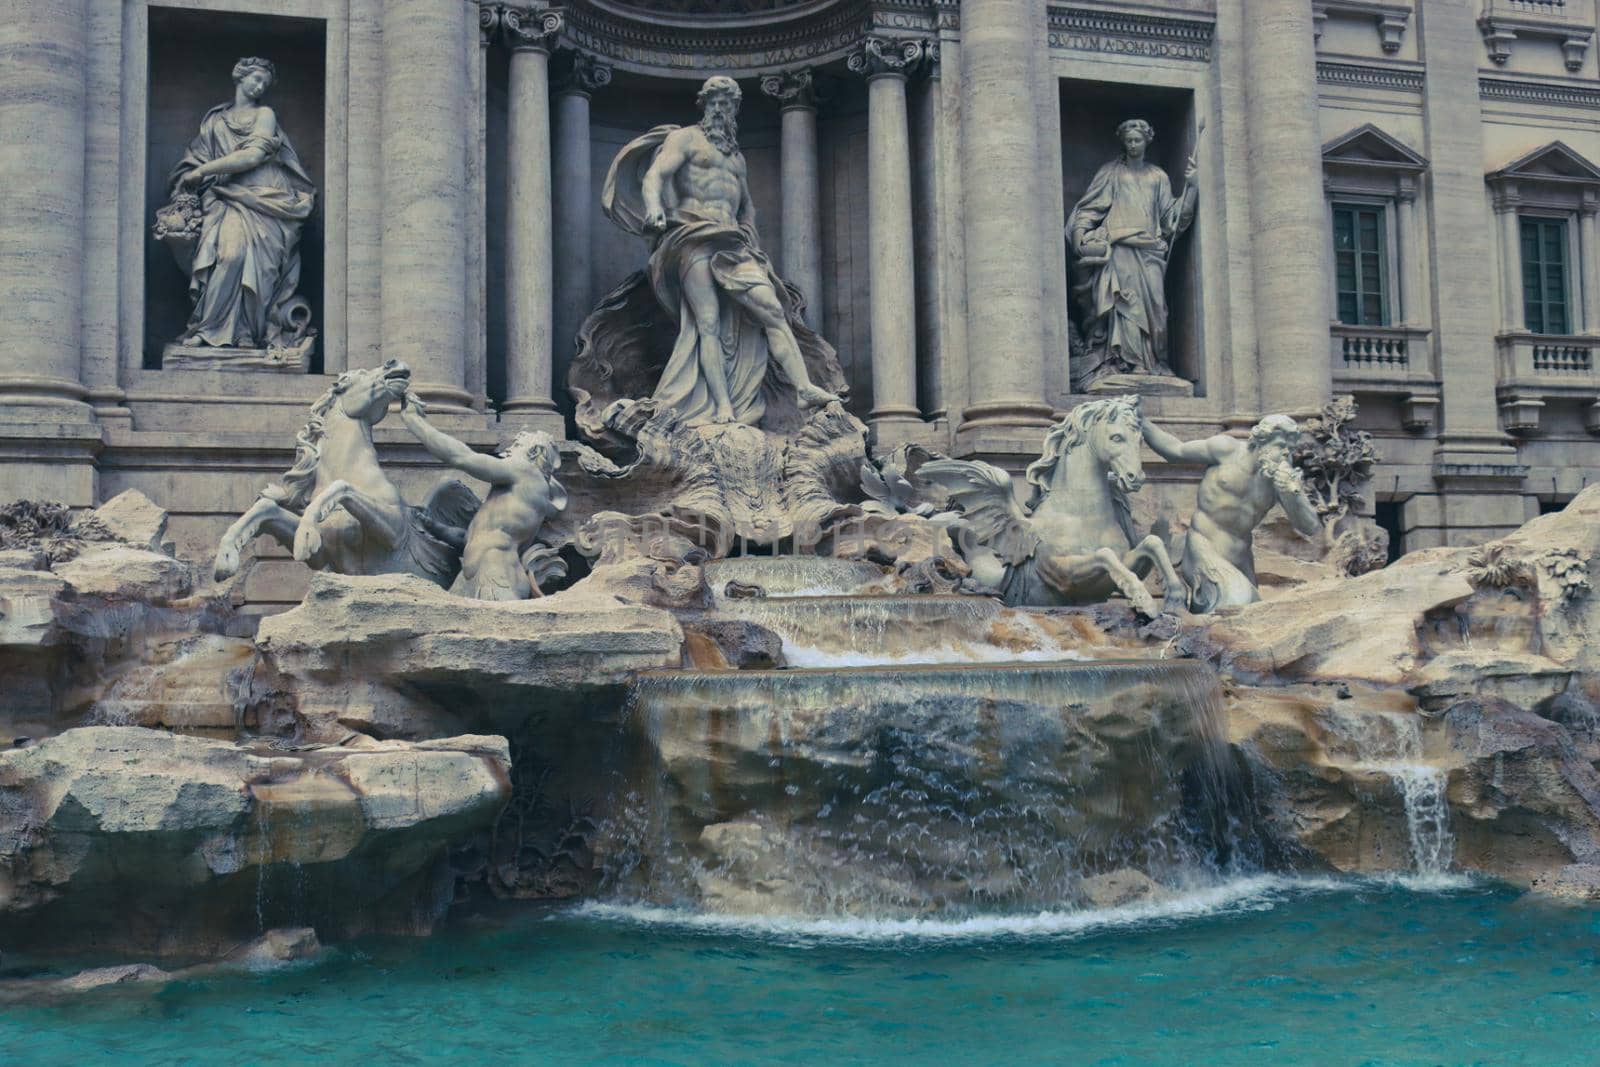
[561,0,877,75]
[1481,74,1600,112]
[1046,5,1213,63]
[1316,59,1425,94]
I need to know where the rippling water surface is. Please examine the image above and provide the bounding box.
[5,879,1600,1065]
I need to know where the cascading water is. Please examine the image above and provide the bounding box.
[1320,706,1457,876]
[1390,765,1454,876]
[598,659,1248,921]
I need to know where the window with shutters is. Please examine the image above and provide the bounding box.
[1332,203,1390,327]
[1520,216,1570,336]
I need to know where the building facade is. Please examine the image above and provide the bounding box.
[3,0,1598,607]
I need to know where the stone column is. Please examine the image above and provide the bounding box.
[1580,198,1600,334]
[956,1,1054,445]
[552,53,610,416]
[0,0,92,422]
[1395,178,1427,327]
[1241,0,1332,414]
[500,6,564,432]
[761,70,823,329]
[850,38,924,439]
[382,0,474,413]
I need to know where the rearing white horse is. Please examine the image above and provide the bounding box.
[213,360,477,585]
[921,395,1187,615]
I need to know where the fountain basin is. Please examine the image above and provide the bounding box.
[599,659,1237,916]
[689,594,1084,666]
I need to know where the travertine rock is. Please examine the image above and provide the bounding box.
[0,727,508,955]
[1200,549,1472,684]
[256,571,683,739]
[601,660,1232,915]
[51,544,197,605]
[92,489,172,553]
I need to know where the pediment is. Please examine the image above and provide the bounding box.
[1322,124,1428,172]
[1489,141,1600,186]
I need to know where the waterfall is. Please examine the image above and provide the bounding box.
[598,659,1255,917]
[1389,765,1454,877]
[1320,707,1456,876]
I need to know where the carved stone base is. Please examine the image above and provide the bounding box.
[570,400,871,560]
[162,336,312,372]
[1084,373,1194,398]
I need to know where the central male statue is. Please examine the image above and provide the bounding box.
[598,75,840,428]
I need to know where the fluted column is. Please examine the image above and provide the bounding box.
[500,5,563,431]
[1241,0,1332,414]
[761,70,822,329]
[0,0,92,422]
[850,38,923,437]
[552,53,610,416]
[382,0,473,413]
[956,1,1053,443]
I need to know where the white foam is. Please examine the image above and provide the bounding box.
[562,873,1467,945]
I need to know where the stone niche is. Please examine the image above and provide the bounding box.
[1058,78,1202,394]
[143,6,326,372]
[491,69,792,416]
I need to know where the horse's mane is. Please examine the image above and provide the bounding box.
[1023,396,1141,544]
[261,374,352,511]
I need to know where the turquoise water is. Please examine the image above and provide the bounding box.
[5,877,1600,1065]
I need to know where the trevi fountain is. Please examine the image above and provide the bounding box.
[6,1,1600,1062]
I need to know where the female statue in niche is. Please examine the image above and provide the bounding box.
[1065,118,1197,391]
[157,56,317,366]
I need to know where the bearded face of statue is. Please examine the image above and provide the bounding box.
[699,90,740,154]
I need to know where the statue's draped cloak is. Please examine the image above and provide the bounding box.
[578,125,842,434]
[1066,159,1192,388]
[171,104,316,349]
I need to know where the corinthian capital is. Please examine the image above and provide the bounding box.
[503,4,563,52]
[846,36,926,79]
[760,69,815,109]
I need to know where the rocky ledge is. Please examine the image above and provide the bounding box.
[0,727,509,956]
[1190,484,1600,898]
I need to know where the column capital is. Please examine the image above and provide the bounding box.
[555,51,612,96]
[1490,184,1522,213]
[503,4,563,53]
[760,69,816,111]
[846,35,926,80]
[478,4,501,48]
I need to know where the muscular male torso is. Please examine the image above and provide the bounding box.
[665,127,747,227]
[1191,445,1275,563]
[460,467,554,576]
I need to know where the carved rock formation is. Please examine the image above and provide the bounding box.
[256,571,685,740]
[0,727,509,955]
